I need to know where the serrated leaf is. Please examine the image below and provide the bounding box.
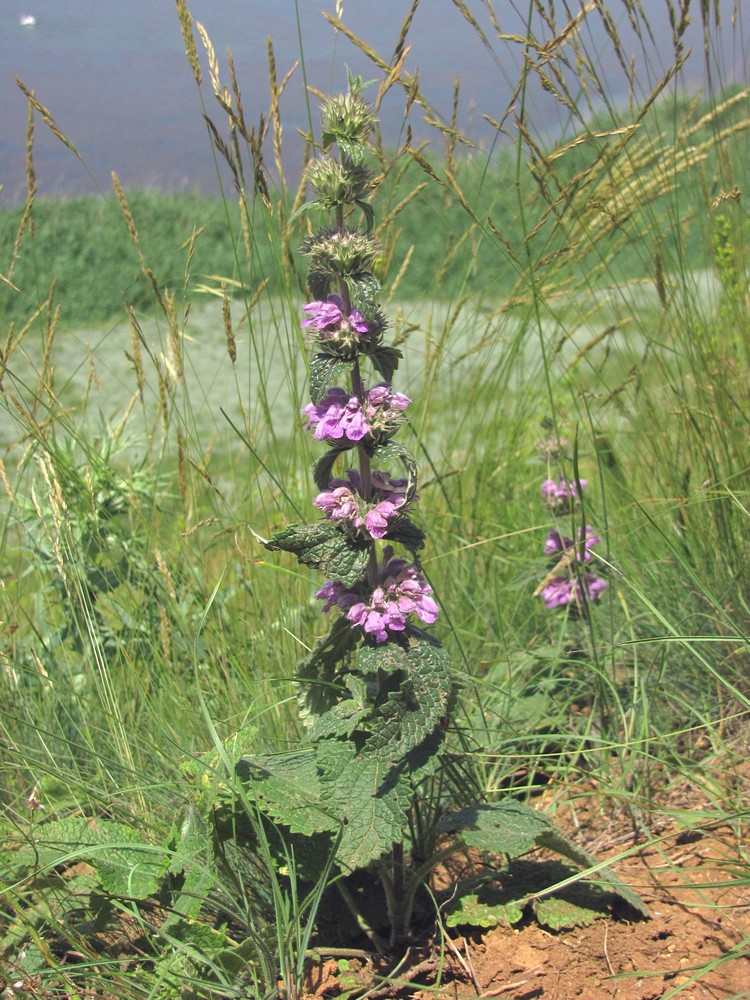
[384,516,425,554]
[313,446,354,491]
[435,803,650,918]
[445,892,524,929]
[368,345,402,384]
[370,441,419,503]
[309,354,353,404]
[531,895,599,931]
[364,633,452,762]
[296,617,360,725]
[435,801,554,857]
[347,273,381,316]
[317,741,410,869]
[10,817,168,899]
[236,750,339,838]
[308,698,371,740]
[266,521,369,587]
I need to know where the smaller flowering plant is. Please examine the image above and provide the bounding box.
[535,477,607,611]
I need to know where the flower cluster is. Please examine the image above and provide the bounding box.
[317,547,438,644]
[314,468,412,540]
[541,477,587,515]
[536,478,607,611]
[302,383,410,444]
[302,294,383,357]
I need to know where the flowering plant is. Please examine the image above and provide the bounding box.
[536,476,607,611]
[215,81,646,954]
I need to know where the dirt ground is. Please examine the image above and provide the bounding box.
[303,761,750,1000]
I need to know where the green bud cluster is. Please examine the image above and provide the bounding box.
[320,89,378,158]
[305,154,374,210]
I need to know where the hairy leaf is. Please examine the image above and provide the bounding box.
[532,895,600,931]
[309,354,353,405]
[368,345,402,384]
[347,273,382,317]
[445,892,523,929]
[316,740,410,869]
[435,801,553,857]
[313,446,354,491]
[364,633,452,762]
[384,516,425,554]
[436,803,650,918]
[536,827,651,918]
[370,441,419,503]
[11,817,169,899]
[265,521,369,586]
[236,750,339,838]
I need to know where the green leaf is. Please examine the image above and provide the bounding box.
[535,827,651,918]
[532,895,599,931]
[446,891,524,929]
[296,616,360,726]
[9,817,168,899]
[384,516,425,554]
[317,740,410,869]
[265,521,370,587]
[435,801,553,858]
[370,441,419,503]
[236,750,339,838]
[443,859,612,931]
[364,633,452,762]
[308,675,372,740]
[368,345,402,384]
[356,199,375,232]
[347,273,381,317]
[435,803,650,918]
[309,354,354,404]
[313,446,354,491]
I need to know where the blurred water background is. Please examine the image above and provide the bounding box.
[1,0,747,203]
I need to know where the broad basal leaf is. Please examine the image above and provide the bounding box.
[266,521,369,586]
[435,801,553,858]
[236,750,339,838]
[13,817,169,899]
[435,802,650,918]
[316,740,410,869]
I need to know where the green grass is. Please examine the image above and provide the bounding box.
[2,1,750,996]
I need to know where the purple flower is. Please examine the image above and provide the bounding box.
[302,294,369,342]
[302,387,369,442]
[541,477,587,515]
[544,526,600,563]
[303,383,410,445]
[314,468,412,540]
[540,572,607,609]
[316,546,438,643]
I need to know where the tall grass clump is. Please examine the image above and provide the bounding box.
[1,0,749,996]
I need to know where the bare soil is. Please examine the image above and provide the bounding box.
[303,762,750,1000]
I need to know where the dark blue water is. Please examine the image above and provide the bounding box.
[0,1,746,202]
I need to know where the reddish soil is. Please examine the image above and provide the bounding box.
[303,763,750,1000]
